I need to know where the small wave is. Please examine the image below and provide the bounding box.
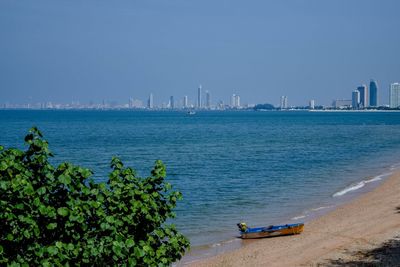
[210,238,237,248]
[390,163,400,171]
[311,206,330,211]
[291,215,306,220]
[333,181,366,197]
[333,174,388,197]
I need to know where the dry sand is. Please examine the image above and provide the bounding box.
[190,171,400,267]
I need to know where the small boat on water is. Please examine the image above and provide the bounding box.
[237,222,304,239]
[187,110,196,115]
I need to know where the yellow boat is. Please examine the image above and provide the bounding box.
[237,222,304,239]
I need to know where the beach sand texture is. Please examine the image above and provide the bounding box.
[190,171,400,267]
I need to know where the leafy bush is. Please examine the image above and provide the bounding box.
[253,103,275,110]
[0,127,189,266]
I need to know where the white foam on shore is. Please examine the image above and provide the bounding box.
[333,172,391,197]
[291,215,307,220]
[311,206,330,211]
[390,163,400,171]
[291,206,333,221]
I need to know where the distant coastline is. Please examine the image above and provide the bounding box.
[1,108,400,112]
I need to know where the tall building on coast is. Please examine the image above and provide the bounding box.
[169,96,174,109]
[356,85,368,108]
[235,95,240,108]
[280,96,288,109]
[205,91,211,109]
[369,79,379,107]
[183,95,188,108]
[231,94,240,108]
[390,83,400,108]
[352,90,360,109]
[197,85,202,108]
[309,99,315,109]
[147,93,154,109]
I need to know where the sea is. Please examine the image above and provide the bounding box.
[1,110,400,260]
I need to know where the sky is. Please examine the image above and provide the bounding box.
[0,0,399,107]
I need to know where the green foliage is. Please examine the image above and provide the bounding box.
[253,103,275,110]
[0,127,189,266]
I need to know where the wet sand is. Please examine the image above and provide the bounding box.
[189,171,400,266]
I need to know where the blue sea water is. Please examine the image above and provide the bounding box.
[1,110,400,250]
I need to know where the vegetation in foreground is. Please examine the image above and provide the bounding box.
[0,127,189,266]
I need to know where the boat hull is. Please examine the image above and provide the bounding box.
[240,223,304,239]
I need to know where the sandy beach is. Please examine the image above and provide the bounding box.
[190,171,400,266]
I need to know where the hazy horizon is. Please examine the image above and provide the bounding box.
[1,0,400,106]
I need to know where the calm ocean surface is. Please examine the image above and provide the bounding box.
[1,110,400,248]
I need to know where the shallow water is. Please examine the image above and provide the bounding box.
[1,110,400,248]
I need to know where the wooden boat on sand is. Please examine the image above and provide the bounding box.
[237,222,304,239]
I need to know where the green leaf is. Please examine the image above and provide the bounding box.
[23,229,31,238]
[47,246,58,256]
[125,239,134,248]
[105,216,114,224]
[15,203,24,210]
[57,207,69,217]
[33,197,41,206]
[6,233,13,241]
[0,181,7,190]
[134,247,145,258]
[38,204,47,215]
[67,243,74,251]
[37,187,46,195]
[0,161,7,171]
[112,242,122,256]
[100,222,109,230]
[128,258,137,266]
[81,168,92,178]
[143,245,152,253]
[24,183,34,195]
[47,223,57,230]
[58,174,71,185]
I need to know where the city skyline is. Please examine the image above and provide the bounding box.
[3,77,400,110]
[1,1,400,106]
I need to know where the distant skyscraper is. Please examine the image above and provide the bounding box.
[169,96,174,109]
[369,79,378,107]
[309,99,315,110]
[231,94,236,107]
[183,95,188,108]
[280,96,288,109]
[197,85,202,108]
[205,91,211,109]
[352,90,360,109]
[235,95,240,108]
[356,85,368,108]
[231,94,240,108]
[389,83,400,108]
[147,93,154,109]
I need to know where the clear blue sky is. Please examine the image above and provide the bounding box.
[1,0,399,106]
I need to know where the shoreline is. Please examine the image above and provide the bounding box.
[186,170,400,266]
[177,168,393,265]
